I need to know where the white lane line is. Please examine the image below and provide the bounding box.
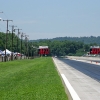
[61,74,81,100]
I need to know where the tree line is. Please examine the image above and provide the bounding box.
[32,36,100,45]
[33,40,95,56]
[0,32,98,57]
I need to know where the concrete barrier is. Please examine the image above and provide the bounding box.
[67,56,100,61]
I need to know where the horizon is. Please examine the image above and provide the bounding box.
[30,35,100,40]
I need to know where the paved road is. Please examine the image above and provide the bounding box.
[53,57,100,100]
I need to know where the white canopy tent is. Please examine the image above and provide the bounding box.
[0,50,4,55]
[2,49,12,55]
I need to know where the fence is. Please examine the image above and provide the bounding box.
[0,56,27,62]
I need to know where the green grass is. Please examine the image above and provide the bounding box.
[0,57,68,100]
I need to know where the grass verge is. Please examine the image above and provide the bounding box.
[0,57,68,100]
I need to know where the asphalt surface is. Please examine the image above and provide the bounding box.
[53,57,100,100]
[63,58,100,82]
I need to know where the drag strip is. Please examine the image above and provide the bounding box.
[53,57,100,100]
[63,58,100,82]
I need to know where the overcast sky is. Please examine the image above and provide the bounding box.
[0,0,100,40]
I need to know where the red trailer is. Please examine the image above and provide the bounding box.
[90,46,100,54]
[38,46,50,56]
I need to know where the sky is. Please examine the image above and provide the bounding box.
[0,0,100,40]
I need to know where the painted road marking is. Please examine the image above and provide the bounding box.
[61,74,81,100]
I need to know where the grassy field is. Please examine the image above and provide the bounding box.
[0,57,68,100]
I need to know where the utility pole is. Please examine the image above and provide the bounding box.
[10,25,17,60]
[3,19,13,62]
[25,35,29,59]
[0,12,3,21]
[21,33,24,59]
[14,29,22,54]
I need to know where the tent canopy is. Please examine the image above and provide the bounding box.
[2,49,12,54]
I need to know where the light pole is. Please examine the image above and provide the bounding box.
[3,19,13,62]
